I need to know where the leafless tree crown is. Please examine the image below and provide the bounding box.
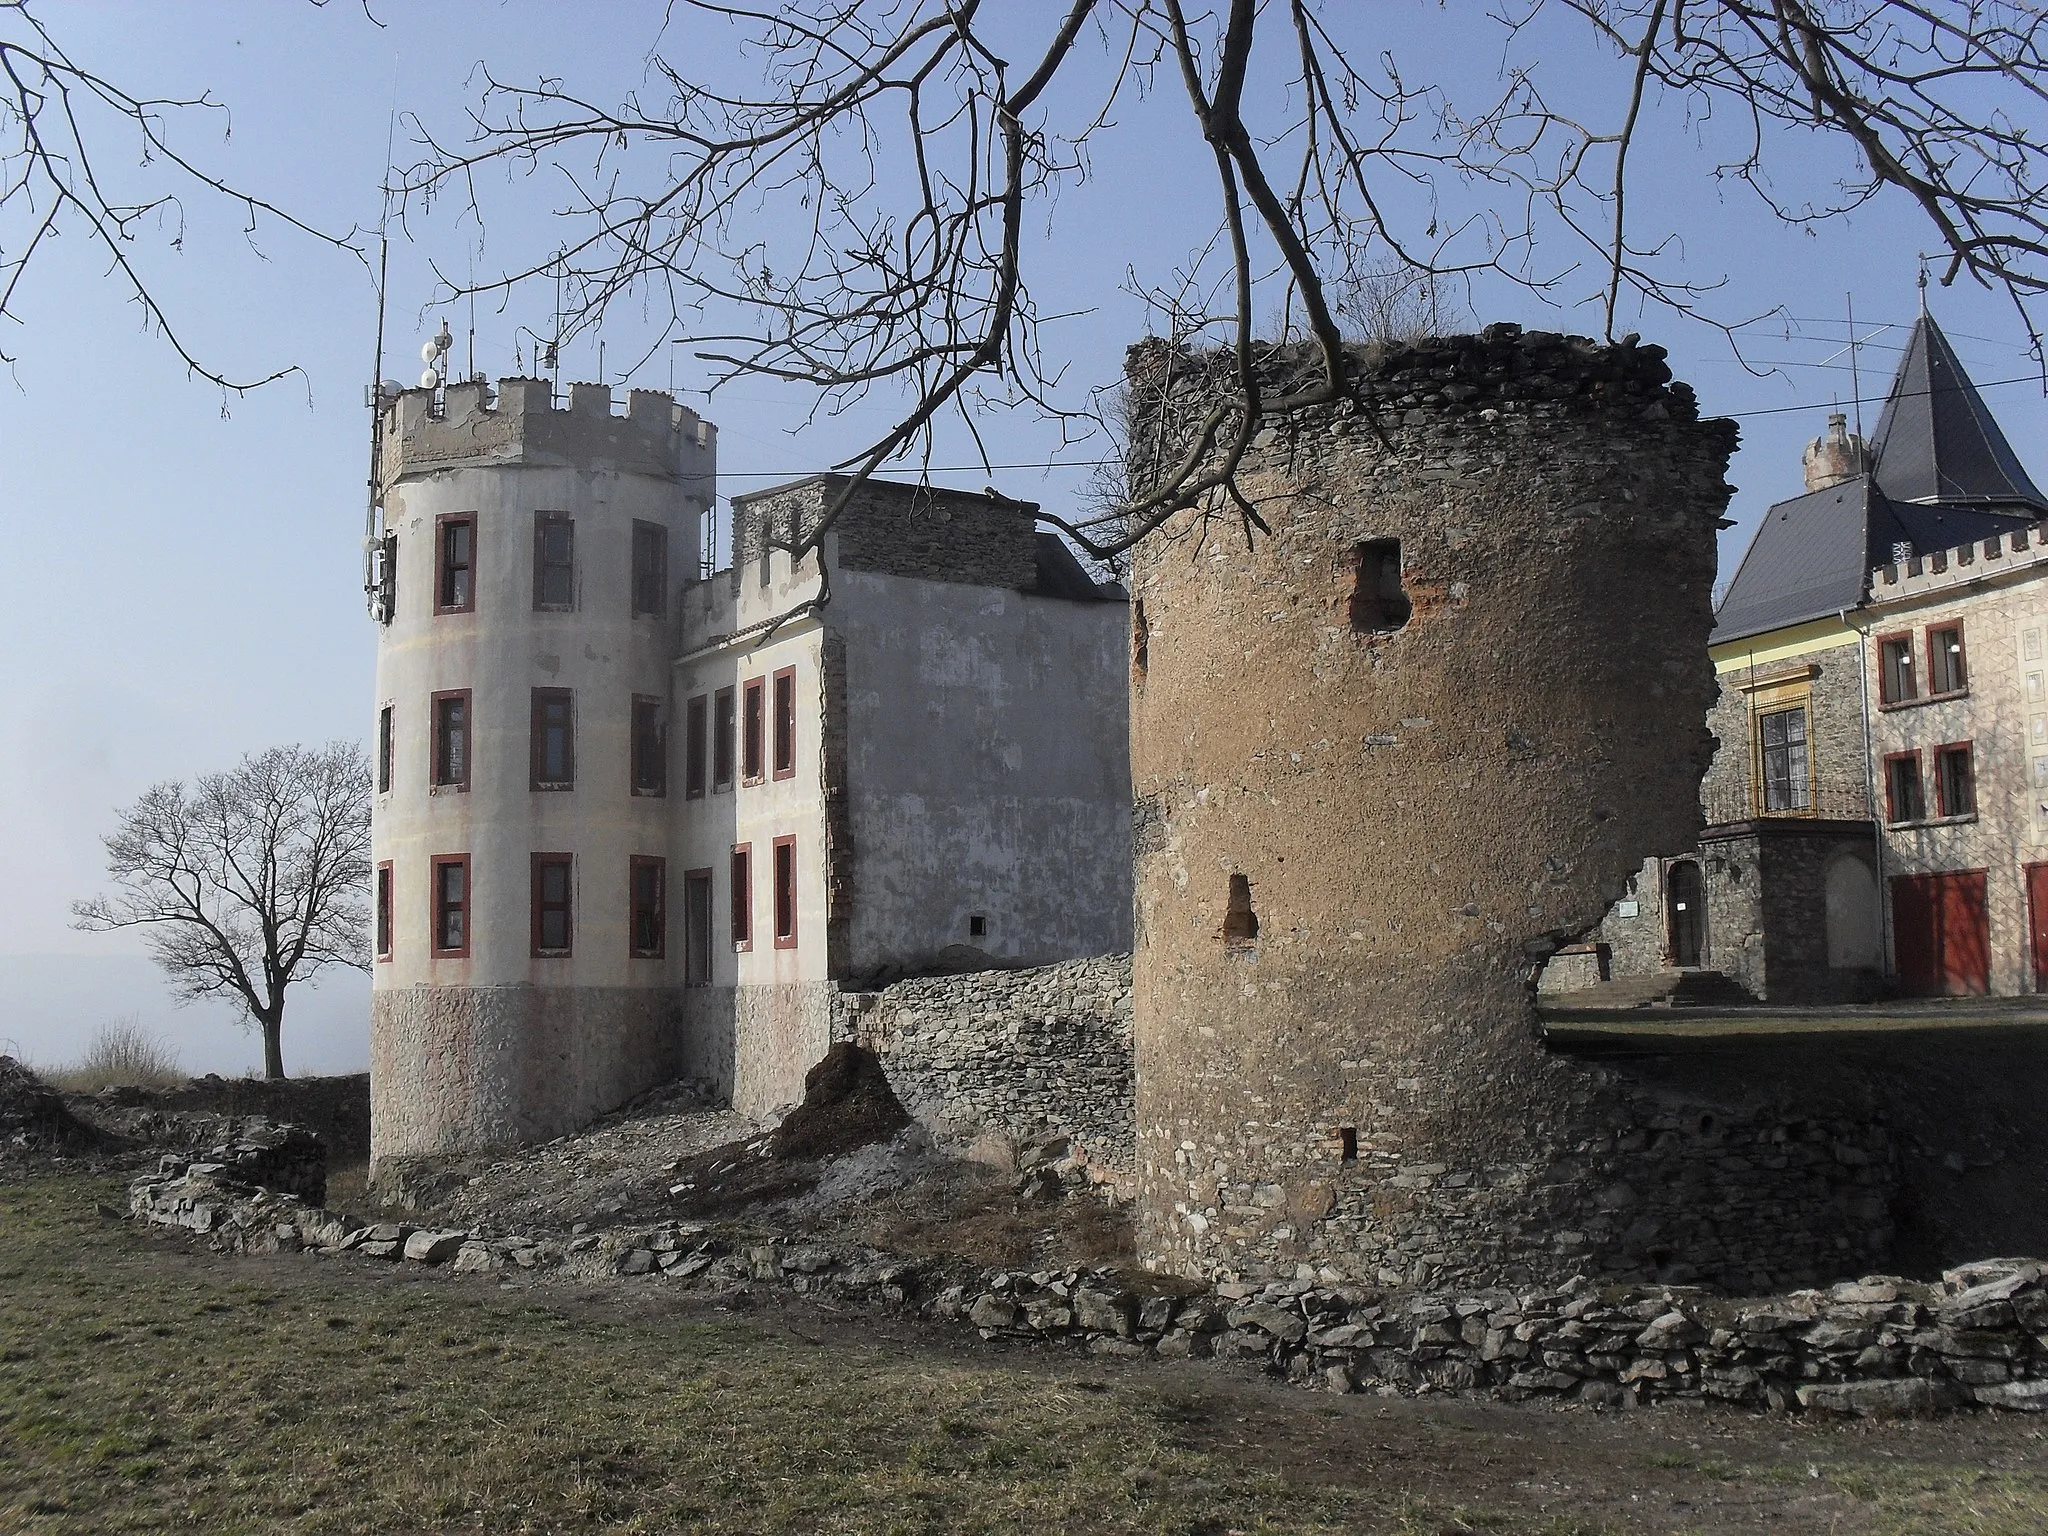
[71,742,372,1080]
[396,1,2048,560]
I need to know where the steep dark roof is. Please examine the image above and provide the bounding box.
[1870,315,2048,512]
[1031,531,1126,601]
[1713,312,2043,645]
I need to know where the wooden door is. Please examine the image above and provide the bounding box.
[1666,861,1705,968]
[2028,864,2048,992]
[1891,870,1990,996]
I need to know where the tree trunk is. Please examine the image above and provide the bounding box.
[260,1009,285,1081]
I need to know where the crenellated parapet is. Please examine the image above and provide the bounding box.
[379,378,716,492]
[1871,523,2048,603]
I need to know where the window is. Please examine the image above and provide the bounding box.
[684,869,714,985]
[968,913,987,939]
[431,690,471,790]
[1886,752,1926,824]
[1349,539,1411,632]
[1878,634,1918,705]
[436,514,476,614]
[685,694,708,799]
[431,855,469,957]
[632,696,667,796]
[377,704,393,794]
[1935,743,1976,817]
[375,863,392,960]
[1757,705,1810,812]
[1929,625,1968,695]
[772,666,797,780]
[773,836,797,948]
[630,856,665,959]
[713,687,736,789]
[533,513,574,611]
[730,843,752,949]
[742,678,765,782]
[632,520,668,618]
[530,688,574,790]
[531,853,573,956]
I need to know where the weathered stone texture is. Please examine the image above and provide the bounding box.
[1701,643,1872,822]
[733,475,1038,591]
[676,982,838,1119]
[848,956,1134,1176]
[370,985,686,1172]
[1124,326,1742,1286]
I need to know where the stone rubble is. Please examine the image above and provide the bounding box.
[129,1158,2048,1418]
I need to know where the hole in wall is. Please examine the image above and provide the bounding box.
[1337,1127,1358,1162]
[1222,873,1259,944]
[1349,539,1411,633]
[968,913,987,939]
[1131,599,1149,683]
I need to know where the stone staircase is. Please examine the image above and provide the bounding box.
[1541,969,1755,1012]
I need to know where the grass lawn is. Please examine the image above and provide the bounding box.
[3,1170,2047,1534]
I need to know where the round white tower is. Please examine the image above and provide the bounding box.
[368,377,714,1172]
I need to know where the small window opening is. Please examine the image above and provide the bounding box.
[1349,539,1410,633]
[1337,1126,1357,1162]
[968,913,988,939]
[1132,599,1149,682]
[1222,872,1259,944]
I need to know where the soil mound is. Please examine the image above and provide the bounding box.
[668,1045,912,1218]
[770,1044,911,1161]
[0,1057,103,1158]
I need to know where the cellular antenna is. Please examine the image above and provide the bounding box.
[363,59,400,623]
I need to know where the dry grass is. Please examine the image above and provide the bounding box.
[38,1019,184,1094]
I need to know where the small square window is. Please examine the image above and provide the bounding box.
[968,913,988,939]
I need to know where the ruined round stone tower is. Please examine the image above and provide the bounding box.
[368,379,714,1173]
[1126,326,1742,1288]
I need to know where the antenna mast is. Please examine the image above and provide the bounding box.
[1846,292,1864,438]
[364,70,399,623]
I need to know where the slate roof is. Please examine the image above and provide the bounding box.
[1870,316,2048,511]
[1711,314,2043,646]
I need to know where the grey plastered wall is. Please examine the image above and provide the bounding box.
[832,566,1133,975]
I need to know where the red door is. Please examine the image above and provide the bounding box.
[1891,871,1990,996]
[2028,864,2048,992]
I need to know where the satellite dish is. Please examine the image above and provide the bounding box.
[421,339,441,364]
[419,367,441,390]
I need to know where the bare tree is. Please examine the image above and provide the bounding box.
[72,743,372,1081]
[0,0,362,391]
[398,1,2048,562]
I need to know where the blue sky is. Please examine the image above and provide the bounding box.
[2,2,2041,1076]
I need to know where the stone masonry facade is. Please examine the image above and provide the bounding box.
[846,955,1134,1181]
[732,475,1040,592]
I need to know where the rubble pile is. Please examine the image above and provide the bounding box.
[133,1119,328,1209]
[0,1056,102,1158]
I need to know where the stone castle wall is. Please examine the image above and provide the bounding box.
[1124,325,1748,1287]
[733,475,1039,591]
[847,956,1134,1175]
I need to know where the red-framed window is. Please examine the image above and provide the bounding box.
[1934,741,1976,817]
[632,520,668,619]
[742,678,765,783]
[772,667,797,780]
[685,694,708,799]
[1929,624,1969,695]
[684,867,714,985]
[533,512,574,611]
[1877,632,1917,706]
[730,843,752,950]
[1884,750,1926,825]
[376,704,394,794]
[431,855,470,958]
[713,687,736,790]
[530,687,574,790]
[375,862,393,960]
[773,835,797,948]
[431,689,471,790]
[531,853,573,957]
[435,513,476,614]
[629,856,666,959]
[631,696,667,797]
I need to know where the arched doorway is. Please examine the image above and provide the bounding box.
[1667,860,1705,968]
